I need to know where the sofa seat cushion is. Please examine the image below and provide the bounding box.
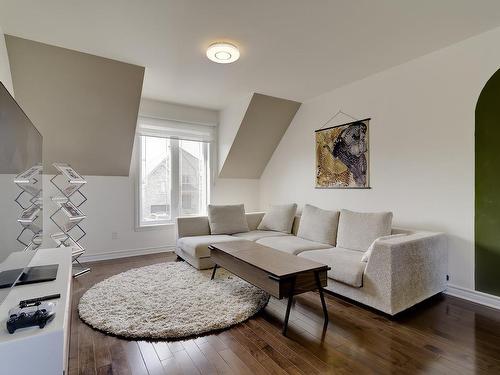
[177,235,242,258]
[298,247,366,288]
[231,230,291,241]
[256,236,330,255]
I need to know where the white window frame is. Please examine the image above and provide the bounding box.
[134,119,213,230]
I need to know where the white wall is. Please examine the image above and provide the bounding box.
[0,26,14,96]
[43,174,177,260]
[260,26,500,291]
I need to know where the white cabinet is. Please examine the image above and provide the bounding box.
[0,248,72,374]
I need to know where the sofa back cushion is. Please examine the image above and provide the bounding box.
[337,209,393,251]
[207,204,249,235]
[297,204,340,245]
[258,203,297,233]
[245,212,266,231]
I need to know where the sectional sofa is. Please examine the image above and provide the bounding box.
[176,207,448,315]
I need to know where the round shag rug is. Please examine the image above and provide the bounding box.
[78,261,269,340]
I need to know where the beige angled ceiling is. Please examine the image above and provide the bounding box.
[219,93,300,179]
[6,35,144,176]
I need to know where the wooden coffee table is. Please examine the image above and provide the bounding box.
[208,241,330,335]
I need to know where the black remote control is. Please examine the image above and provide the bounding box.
[19,293,61,308]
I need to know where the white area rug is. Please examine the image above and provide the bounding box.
[78,261,269,340]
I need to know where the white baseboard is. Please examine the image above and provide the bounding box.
[445,284,500,310]
[80,245,176,262]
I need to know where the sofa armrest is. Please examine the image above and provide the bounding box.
[365,231,448,314]
[176,216,210,238]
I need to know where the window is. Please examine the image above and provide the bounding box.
[137,117,213,227]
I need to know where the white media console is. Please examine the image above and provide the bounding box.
[0,248,72,374]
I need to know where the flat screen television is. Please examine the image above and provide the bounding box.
[0,81,56,306]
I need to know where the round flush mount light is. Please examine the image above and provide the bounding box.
[206,42,240,64]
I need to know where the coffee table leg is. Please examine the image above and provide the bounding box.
[315,271,329,327]
[211,264,218,280]
[283,276,296,336]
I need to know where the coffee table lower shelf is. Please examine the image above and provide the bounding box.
[209,243,330,336]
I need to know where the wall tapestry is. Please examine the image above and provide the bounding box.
[315,118,370,188]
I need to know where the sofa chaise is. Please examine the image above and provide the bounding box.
[175,207,448,315]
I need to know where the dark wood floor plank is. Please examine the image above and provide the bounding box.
[96,364,112,375]
[153,341,174,361]
[249,317,329,373]
[232,325,301,375]
[196,341,236,374]
[121,341,149,375]
[107,335,133,375]
[68,252,500,375]
[217,331,271,375]
[161,357,182,375]
[137,341,165,375]
[93,330,112,370]
[79,315,97,375]
[244,320,322,375]
[300,292,498,373]
[168,340,186,353]
[172,349,202,375]
[217,348,262,375]
[182,339,218,374]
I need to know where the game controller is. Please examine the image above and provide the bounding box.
[6,302,56,334]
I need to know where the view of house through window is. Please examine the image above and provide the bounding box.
[139,135,209,226]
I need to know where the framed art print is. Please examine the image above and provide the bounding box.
[315,118,370,189]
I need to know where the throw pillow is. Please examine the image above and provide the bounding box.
[207,204,249,235]
[257,203,297,233]
[361,234,407,262]
[297,204,340,245]
[336,209,393,251]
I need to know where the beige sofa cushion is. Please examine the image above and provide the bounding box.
[337,209,393,251]
[298,247,367,288]
[256,236,330,255]
[177,235,241,258]
[207,204,249,235]
[297,204,340,245]
[257,204,297,233]
[231,230,290,242]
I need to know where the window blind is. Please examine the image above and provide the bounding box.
[137,116,215,142]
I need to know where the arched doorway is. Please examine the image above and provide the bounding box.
[475,68,500,296]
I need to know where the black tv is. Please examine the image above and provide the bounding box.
[0,81,57,305]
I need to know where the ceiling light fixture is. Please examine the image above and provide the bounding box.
[206,42,240,64]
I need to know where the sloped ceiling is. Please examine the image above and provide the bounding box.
[2,1,500,109]
[5,35,144,176]
[219,93,300,179]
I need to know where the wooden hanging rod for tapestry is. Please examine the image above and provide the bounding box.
[315,117,371,133]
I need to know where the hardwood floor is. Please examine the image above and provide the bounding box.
[69,253,500,375]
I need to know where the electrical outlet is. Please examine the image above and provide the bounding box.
[112,232,118,240]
